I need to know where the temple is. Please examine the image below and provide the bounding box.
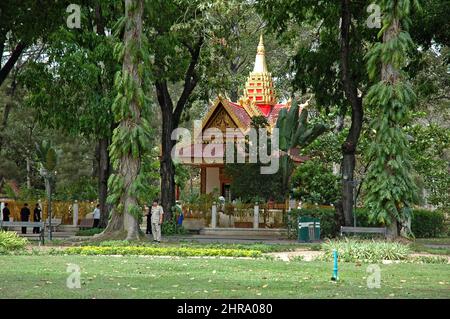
[176,35,306,200]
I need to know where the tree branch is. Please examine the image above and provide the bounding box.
[155,80,174,115]
[0,42,26,87]
[173,36,204,125]
[340,0,363,153]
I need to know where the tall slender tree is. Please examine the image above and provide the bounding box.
[104,0,151,240]
[365,0,420,238]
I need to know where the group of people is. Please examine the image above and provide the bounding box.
[1,199,183,241]
[1,202,42,234]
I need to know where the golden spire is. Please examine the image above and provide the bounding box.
[253,34,268,73]
[243,34,276,111]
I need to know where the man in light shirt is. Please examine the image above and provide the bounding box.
[93,204,101,228]
[150,199,164,243]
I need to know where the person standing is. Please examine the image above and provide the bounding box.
[145,205,152,235]
[2,203,10,230]
[2,202,10,221]
[150,199,163,243]
[33,203,42,234]
[0,202,4,221]
[93,204,100,228]
[20,203,31,234]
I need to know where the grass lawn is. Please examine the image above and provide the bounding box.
[0,255,449,299]
[410,238,450,256]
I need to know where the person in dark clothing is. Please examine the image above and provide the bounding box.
[145,205,152,235]
[20,203,31,234]
[2,203,10,221]
[33,203,42,234]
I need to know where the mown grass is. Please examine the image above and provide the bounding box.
[410,238,450,256]
[0,255,449,298]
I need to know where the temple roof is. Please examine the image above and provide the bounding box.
[201,35,300,132]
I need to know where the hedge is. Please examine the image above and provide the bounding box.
[289,207,447,238]
[55,246,262,258]
[411,209,446,238]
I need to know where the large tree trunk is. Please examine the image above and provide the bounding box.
[98,138,110,228]
[339,0,364,226]
[382,15,401,239]
[160,103,176,221]
[120,0,144,240]
[99,0,144,241]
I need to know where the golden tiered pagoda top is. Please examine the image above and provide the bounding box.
[242,34,276,116]
[201,34,297,135]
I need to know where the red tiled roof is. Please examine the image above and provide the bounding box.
[227,101,252,128]
[267,103,286,125]
[227,100,287,128]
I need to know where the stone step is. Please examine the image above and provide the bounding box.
[199,227,288,238]
[57,225,80,231]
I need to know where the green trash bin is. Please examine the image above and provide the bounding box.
[298,216,321,242]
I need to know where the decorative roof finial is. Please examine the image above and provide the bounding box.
[243,34,276,112]
[253,33,268,73]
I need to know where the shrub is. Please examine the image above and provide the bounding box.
[288,207,338,239]
[57,246,262,258]
[353,208,447,238]
[161,221,187,235]
[76,228,104,236]
[411,209,446,238]
[408,255,448,264]
[0,231,29,253]
[320,239,410,263]
[291,159,340,205]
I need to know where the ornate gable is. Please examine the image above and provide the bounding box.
[205,106,239,133]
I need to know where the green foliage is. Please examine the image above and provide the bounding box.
[225,163,284,202]
[0,231,29,254]
[55,177,98,201]
[107,0,153,226]
[407,124,450,210]
[175,164,190,190]
[3,183,19,200]
[161,220,187,236]
[75,228,105,237]
[35,140,59,172]
[407,255,448,264]
[162,210,187,235]
[84,240,300,253]
[57,246,262,258]
[364,0,420,232]
[276,100,327,196]
[320,239,411,263]
[411,209,446,238]
[291,159,340,205]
